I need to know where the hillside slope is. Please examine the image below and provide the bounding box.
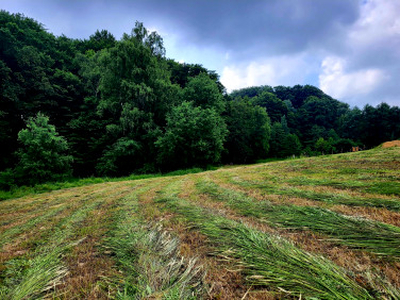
[1,148,400,299]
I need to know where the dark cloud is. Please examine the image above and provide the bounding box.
[1,0,399,107]
[2,1,360,55]
[133,0,360,57]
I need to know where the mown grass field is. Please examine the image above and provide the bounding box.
[1,146,400,299]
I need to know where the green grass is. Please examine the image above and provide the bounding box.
[0,177,107,201]
[197,180,400,259]
[154,183,374,299]
[0,185,134,298]
[366,182,400,196]
[0,204,67,248]
[0,167,219,201]
[0,205,95,299]
[287,177,400,197]
[1,147,400,298]
[103,188,205,299]
[226,175,400,211]
[0,243,68,299]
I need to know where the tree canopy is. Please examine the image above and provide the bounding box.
[14,113,73,185]
[0,10,399,187]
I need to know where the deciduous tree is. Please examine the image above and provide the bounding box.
[15,113,73,185]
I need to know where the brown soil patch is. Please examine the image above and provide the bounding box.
[382,140,400,148]
[55,236,117,299]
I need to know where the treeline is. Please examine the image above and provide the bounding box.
[0,11,399,187]
[230,85,400,157]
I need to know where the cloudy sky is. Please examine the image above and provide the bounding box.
[1,0,399,107]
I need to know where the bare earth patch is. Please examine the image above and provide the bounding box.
[382,140,400,148]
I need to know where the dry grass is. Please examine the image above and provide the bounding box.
[137,178,274,299]
[1,147,399,298]
[52,185,134,298]
[191,177,400,290]
[208,170,400,230]
[382,140,400,148]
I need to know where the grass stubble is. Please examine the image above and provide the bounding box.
[154,178,374,299]
[0,147,399,299]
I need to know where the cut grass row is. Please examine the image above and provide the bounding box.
[0,183,120,228]
[222,171,400,211]
[0,183,134,249]
[0,147,399,298]
[0,183,137,299]
[104,190,206,299]
[51,177,207,299]
[195,179,400,259]
[153,179,381,299]
[287,177,400,196]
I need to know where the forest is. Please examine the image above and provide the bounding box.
[1,11,400,187]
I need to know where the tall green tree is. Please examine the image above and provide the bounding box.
[94,23,178,175]
[183,73,226,113]
[252,92,288,123]
[269,121,302,158]
[156,101,227,170]
[14,113,73,185]
[0,11,84,171]
[269,122,287,157]
[167,60,224,92]
[281,134,302,157]
[223,100,270,163]
[314,137,335,155]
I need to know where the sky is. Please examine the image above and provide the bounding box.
[1,0,399,107]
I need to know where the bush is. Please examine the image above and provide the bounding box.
[14,113,73,186]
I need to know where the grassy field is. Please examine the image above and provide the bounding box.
[1,147,400,299]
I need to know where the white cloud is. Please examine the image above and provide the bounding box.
[221,63,275,92]
[221,54,315,93]
[317,0,400,106]
[319,56,386,103]
[350,0,400,46]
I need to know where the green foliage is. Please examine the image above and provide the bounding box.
[230,85,274,99]
[315,137,335,155]
[85,29,116,52]
[106,202,205,299]
[281,133,302,157]
[130,21,165,57]
[183,73,226,113]
[0,169,15,190]
[0,10,399,183]
[93,28,177,175]
[269,122,286,157]
[96,137,142,176]
[14,113,73,185]
[223,99,271,163]
[269,121,301,158]
[167,60,224,92]
[156,101,227,169]
[252,91,288,123]
[156,191,373,299]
